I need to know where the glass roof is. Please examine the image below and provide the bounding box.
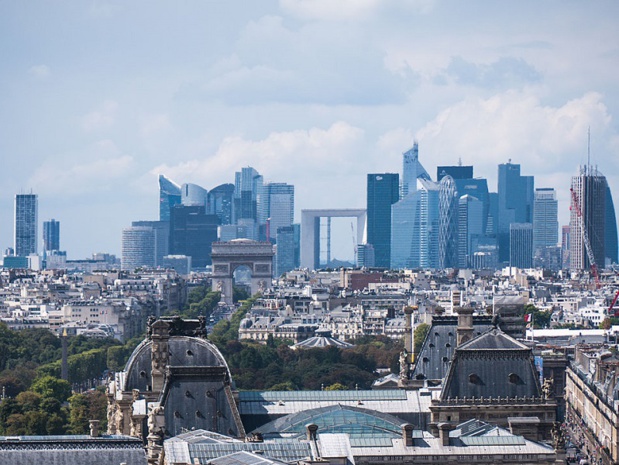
[239,390,407,402]
[252,405,405,440]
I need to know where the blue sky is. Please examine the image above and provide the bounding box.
[1,0,618,259]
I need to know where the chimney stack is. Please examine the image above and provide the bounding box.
[401,423,414,446]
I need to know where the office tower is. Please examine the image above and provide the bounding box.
[569,167,607,271]
[275,226,296,276]
[207,183,235,225]
[234,167,263,221]
[561,225,570,269]
[162,255,192,275]
[391,178,439,269]
[509,223,533,269]
[122,226,156,270]
[259,183,294,241]
[437,165,474,182]
[181,183,208,207]
[169,205,219,268]
[487,192,499,236]
[43,219,60,252]
[438,175,458,268]
[15,193,38,257]
[605,185,618,265]
[367,173,399,268]
[457,195,484,268]
[159,175,182,222]
[132,220,170,267]
[401,142,430,198]
[497,162,534,264]
[356,244,375,268]
[533,188,558,251]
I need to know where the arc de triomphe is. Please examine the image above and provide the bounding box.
[211,240,274,304]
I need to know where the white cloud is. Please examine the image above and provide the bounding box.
[152,121,366,210]
[28,140,135,195]
[279,0,435,21]
[29,64,50,79]
[81,100,119,132]
[139,113,172,139]
[416,90,618,225]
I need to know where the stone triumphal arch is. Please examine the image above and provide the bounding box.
[211,239,274,304]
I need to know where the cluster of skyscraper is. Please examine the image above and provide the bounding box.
[5,193,64,269]
[122,168,297,275]
[6,143,616,276]
[365,143,618,272]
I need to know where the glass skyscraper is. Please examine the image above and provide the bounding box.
[15,193,38,257]
[401,142,430,198]
[131,220,170,267]
[391,179,439,269]
[533,188,558,252]
[509,223,533,269]
[207,183,235,226]
[234,167,263,221]
[570,167,607,270]
[367,173,399,268]
[497,162,534,264]
[159,175,182,222]
[457,194,484,268]
[43,219,60,252]
[122,226,156,270]
[605,184,618,266]
[259,183,294,241]
[169,205,219,268]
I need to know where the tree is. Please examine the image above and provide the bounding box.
[31,376,72,404]
[325,383,347,391]
[413,323,430,354]
[524,304,552,329]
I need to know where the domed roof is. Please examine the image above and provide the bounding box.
[251,404,406,440]
[121,336,231,392]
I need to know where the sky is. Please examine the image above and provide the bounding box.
[1,0,619,261]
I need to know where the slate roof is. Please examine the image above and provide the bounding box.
[164,430,312,465]
[440,328,542,400]
[121,335,231,393]
[410,316,493,382]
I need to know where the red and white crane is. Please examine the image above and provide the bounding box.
[570,187,601,289]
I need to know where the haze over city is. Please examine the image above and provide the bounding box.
[1,1,618,259]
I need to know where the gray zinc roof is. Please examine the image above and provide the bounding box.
[411,316,493,382]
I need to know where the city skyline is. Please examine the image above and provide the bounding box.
[1,2,619,259]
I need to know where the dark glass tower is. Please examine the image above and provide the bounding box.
[43,219,60,252]
[15,193,38,256]
[234,167,263,222]
[570,167,607,270]
[207,183,235,225]
[497,163,534,264]
[605,184,618,265]
[437,165,474,181]
[169,205,219,268]
[367,173,399,268]
[159,175,182,222]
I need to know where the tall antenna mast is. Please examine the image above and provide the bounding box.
[587,126,591,173]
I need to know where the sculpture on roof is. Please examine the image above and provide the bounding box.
[399,349,409,380]
[542,377,554,399]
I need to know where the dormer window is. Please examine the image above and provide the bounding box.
[468,373,482,384]
[508,373,521,384]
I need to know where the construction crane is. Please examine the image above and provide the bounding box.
[609,289,619,317]
[351,222,356,265]
[570,187,601,288]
